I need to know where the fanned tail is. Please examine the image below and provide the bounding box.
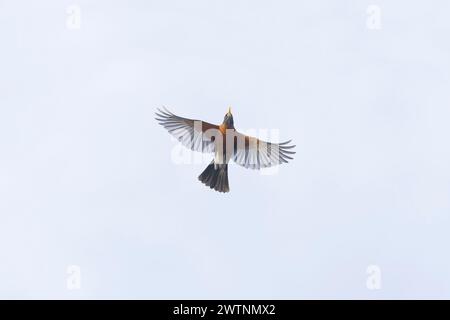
[198,161,229,193]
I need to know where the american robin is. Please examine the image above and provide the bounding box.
[155,107,295,193]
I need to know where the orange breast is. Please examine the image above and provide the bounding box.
[219,124,227,134]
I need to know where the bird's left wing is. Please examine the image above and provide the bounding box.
[155,107,219,153]
[232,132,296,169]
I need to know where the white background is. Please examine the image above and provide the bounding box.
[1,0,450,298]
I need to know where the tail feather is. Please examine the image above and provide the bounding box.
[198,161,230,193]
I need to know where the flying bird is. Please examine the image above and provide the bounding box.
[155,107,295,193]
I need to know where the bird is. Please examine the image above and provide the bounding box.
[155,107,295,193]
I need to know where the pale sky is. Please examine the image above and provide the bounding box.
[1,0,450,299]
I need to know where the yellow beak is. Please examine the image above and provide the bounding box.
[228,107,232,115]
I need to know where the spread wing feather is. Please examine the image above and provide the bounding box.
[155,107,218,153]
[232,132,296,169]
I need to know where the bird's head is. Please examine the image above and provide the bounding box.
[223,107,234,128]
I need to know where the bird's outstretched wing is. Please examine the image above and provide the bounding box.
[155,107,219,153]
[232,132,296,169]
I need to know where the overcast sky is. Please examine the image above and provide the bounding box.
[1,0,450,299]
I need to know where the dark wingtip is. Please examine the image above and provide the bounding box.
[279,139,292,145]
[161,106,174,115]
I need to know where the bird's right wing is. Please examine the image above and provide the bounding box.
[155,107,219,153]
